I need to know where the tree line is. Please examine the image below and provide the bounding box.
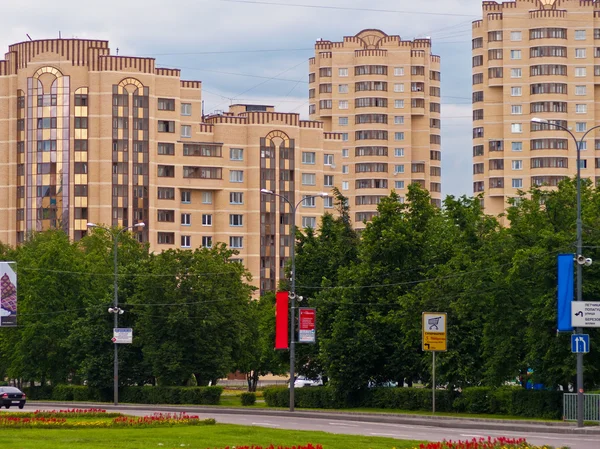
[1,179,599,394]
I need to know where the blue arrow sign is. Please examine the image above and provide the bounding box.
[571,334,590,353]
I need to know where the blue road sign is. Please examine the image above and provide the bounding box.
[571,334,590,354]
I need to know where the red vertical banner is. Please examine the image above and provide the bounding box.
[275,291,289,350]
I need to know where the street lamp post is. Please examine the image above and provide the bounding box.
[531,118,600,427]
[86,221,145,406]
[261,188,328,412]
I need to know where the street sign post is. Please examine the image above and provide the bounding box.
[571,334,590,354]
[422,312,447,415]
[571,301,600,328]
[422,312,447,351]
[113,328,133,344]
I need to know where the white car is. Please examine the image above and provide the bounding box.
[291,376,323,388]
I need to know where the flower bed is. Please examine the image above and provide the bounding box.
[415,437,564,449]
[0,410,215,428]
[210,446,323,449]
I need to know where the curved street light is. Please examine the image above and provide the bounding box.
[86,221,145,406]
[530,117,600,427]
[261,189,328,412]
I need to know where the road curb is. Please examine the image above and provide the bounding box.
[29,401,600,435]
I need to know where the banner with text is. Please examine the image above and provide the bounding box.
[299,308,316,343]
[0,262,17,327]
[557,253,574,331]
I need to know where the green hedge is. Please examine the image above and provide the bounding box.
[240,392,256,406]
[119,386,223,405]
[263,385,562,418]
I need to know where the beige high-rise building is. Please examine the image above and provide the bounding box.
[309,30,442,226]
[473,0,600,216]
[0,38,342,294]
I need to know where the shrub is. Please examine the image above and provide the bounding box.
[120,386,223,405]
[453,387,493,414]
[52,385,91,402]
[263,387,289,408]
[240,392,256,406]
[22,385,53,400]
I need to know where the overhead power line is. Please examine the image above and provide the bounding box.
[219,0,479,17]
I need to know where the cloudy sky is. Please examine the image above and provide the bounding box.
[0,0,484,198]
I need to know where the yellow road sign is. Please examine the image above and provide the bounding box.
[422,312,447,351]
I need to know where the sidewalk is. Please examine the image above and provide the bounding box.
[29,401,600,435]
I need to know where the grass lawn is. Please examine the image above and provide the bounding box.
[0,423,419,449]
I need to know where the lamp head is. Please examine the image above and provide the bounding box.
[134,222,145,228]
[531,117,547,123]
[320,192,329,198]
[86,222,98,228]
[261,189,274,194]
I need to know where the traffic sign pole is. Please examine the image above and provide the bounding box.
[432,351,436,414]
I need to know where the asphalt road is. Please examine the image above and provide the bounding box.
[22,404,600,449]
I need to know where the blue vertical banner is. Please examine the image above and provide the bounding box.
[557,254,574,332]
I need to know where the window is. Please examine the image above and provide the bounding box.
[230,170,244,182]
[202,236,213,248]
[157,165,175,177]
[202,191,213,204]
[339,117,348,126]
[488,30,502,41]
[473,73,483,84]
[302,173,316,185]
[319,67,332,77]
[339,68,348,77]
[324,197,333,208]
[394,164,405,174]
[510,50,521,60]
[575,85,587,95]
[512,105,522,115]
[324,154,334,165]
[181,103,192,116]
[512,178,523,188]
[394,181,405,189]
[512,160,523,170]
[473,55,483,67]
[181,191,191,203]
[158,187,175,200]
[230,214,243,226]
[183,143,222,157]
[394,100,404,108]
[158,142,175,155]
[395,148,404,157]
[394,67,404,76]
[576,104,587,114]
[324,175,333,187]
[511,68,522,78]
[202,214,212,226]
[575,30,586,40]
[158,98,175,111]
[575,67,587,77]
[319,100,332,109]
[511,31,522,41]
[230,148,243,160]
[181,125,191,138]
[157,232,175,245]
[473,127,484,138]
[183,166,222,179]
[302,196,316,207]
[576,48,586,58]
[342,149,349,158]
[338,100,348,109]
[579,160,588,169]
[302,217,316,229]
[511,123,522,133]
[511,87,522,96]
[230,192,243,204]
[394,132,405,141]
[342,165,349,174]
[512,142,523,152]
[576,122,587,132]
[302,152,316,164]
[338,84,348,93]
[158,120,175,133]
[342,181,349,190]
[394,116,404,125]
[341,133,348,141]
[181,213,191,226]
[229,237,243,248]
[473,37,483,48]
[394,83,404,92]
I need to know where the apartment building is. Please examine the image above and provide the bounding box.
[473,0,600,215]
[0,38,342,294]
[309,29,442,227]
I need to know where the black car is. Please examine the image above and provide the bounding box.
[0,387,26,409]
